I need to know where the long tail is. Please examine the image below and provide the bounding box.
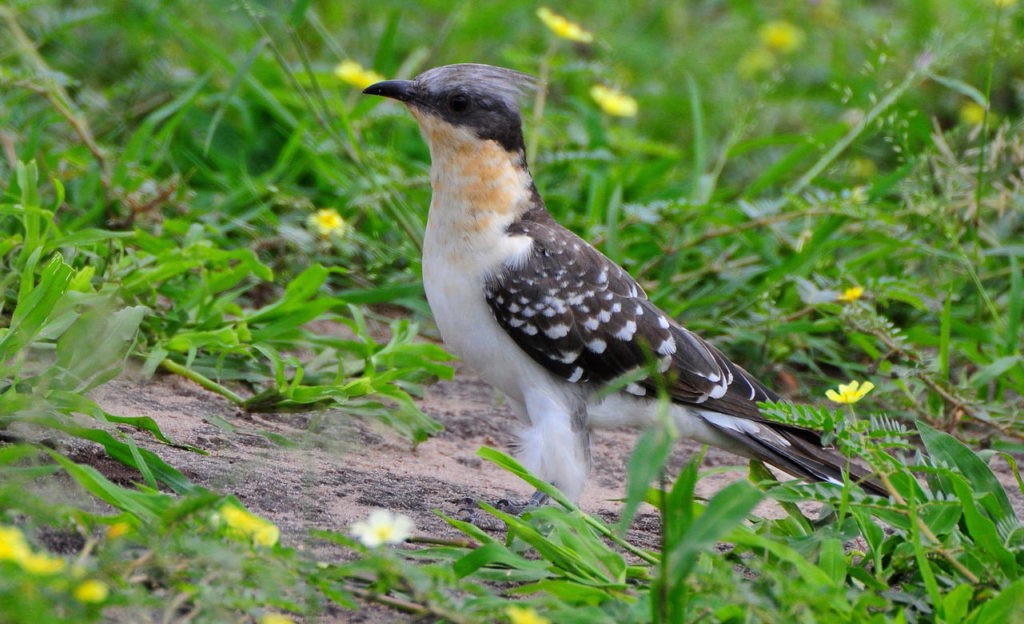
[699,410,888,496]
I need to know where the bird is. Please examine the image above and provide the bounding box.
[363,63,885,503]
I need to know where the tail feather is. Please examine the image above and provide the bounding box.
[699,411,888,496]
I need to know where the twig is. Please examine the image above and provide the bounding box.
[345,584,474,623]
[407,535,478,548]
[686,208,843,247]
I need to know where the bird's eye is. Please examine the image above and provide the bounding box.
[447,93,471,113]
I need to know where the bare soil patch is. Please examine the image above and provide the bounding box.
[65,363,1023,621]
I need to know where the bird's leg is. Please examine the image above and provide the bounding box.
[494,489,550,514]
[454,488,551,531]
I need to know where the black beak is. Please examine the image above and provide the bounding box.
[363,79,416,103]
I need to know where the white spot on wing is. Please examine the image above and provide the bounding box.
[544,323,570,339]
[558,350,581,364]
[587,338,607,353]
[656,337,677,356]
[597,310,612,322]
[658,355,672,372]
[658,316,670,329]
[625,382,647,396]
[583,317,600,331]
[615,320,637,341]
[523,324,538,336]
[567,366,584,383]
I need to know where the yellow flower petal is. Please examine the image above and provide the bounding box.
[738,48,777,78]
[959,102,986,126]
[308,208,347,237]
[507,605,551,624]
[260,614,296,624]
[848,157,877,180]
[21,552,66,575]
[0,526,32,563]
[536,7,593,43]
[992,0,1017,7]
[827,380,875,404]
[836,286,864,303]
[335,60,385,90]
[759,20,805,54]
[590,85,638,117]
[218,503,280,547]
[73,580,110,604]
[106,521,132,539]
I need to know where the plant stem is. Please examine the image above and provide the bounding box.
[879,473,980,584]
[159,358,245,406]
[527,41,557,163]
[786,51,935,197]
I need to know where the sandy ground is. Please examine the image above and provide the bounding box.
[68,361,1022,621]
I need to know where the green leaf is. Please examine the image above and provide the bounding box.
[452,542,549,579]
[818,537,848,585]
[941,583,973,624]
[618,415,674,534]
[918,422,1016,523]
[47,450,175,524]
[54,304,148,392]
[0,255,73,364]
[965,578,1024,623]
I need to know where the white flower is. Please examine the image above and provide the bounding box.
[350,509,414,547]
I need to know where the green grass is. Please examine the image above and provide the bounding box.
[2,0,1023,622]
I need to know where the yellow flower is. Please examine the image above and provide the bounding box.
[759,20,805,54]
[335,60,385,90]
[0,526,32,562]
[106,521,131,539]
[506,605,551,624]
[260,615,295,624]
[590,85,638,117]
[308,208,347,237]
[848,157,877,180]
[847,186,868,205]
[738,48,777,78]
[73,579,110,604]
[536,7,593,43]
[0,526,65,574]
[992,0,1017,7]
[826,380,875,404]
[350,509,414,548]
[836,286,864,303]
[21,552,67,575]
[959,102,986,126]
[218,503,280,547]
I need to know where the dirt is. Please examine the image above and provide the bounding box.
[62,360,1021,622]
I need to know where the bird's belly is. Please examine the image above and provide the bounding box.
[422,256,532,403]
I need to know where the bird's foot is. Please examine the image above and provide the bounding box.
[453,490,550,530]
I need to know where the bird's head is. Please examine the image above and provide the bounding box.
[363,63,537,155]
